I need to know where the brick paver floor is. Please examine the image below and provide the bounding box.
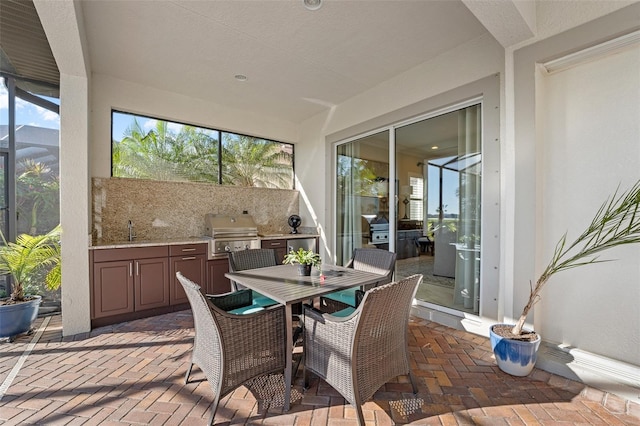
[0,311,638,425]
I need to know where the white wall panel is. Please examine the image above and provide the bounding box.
[537,45,640,364]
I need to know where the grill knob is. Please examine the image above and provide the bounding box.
[224,245,231,252]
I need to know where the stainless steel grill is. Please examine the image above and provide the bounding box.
[370,222,389,245]
[203,214,260,258]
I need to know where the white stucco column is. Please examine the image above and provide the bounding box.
[59,74,91,335]
[35,0,92,335]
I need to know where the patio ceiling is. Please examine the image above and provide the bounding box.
[0,0,59,96]
[79,0,490,124]
[4,0,633,127]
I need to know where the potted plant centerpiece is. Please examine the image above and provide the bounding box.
[491,180,640,376]
[0,225,61,340]
[283,247,321,276]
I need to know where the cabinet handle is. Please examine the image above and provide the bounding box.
[181,256,196,260]
[136,261,139,276]
[129,262,133,277]
[181,248,196,252]
[270,242,280,246]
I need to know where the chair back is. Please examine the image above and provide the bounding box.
[352,274,422,403]
[176,272,224,390]
[348,248,397,285]
[228,249,279,290]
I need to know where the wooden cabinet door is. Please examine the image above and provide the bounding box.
[92,260,134,318]
[134,257,170,311]
[170,254,206,304]
[261,239,287,263]
[206,258,231,295]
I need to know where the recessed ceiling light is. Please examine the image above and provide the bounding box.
[431,146,439,150]
[234,74,248,81]
[303,0,322,11]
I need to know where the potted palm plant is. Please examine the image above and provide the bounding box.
[490,180,640,376]
[283,247,321,276]
[0,225,61,340]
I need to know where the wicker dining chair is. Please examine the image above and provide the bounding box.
[228,248,279,308]
[177,272,286,426]
[320,248,397,314]
[303,274,422,426]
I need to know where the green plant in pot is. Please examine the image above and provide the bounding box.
[0,225,61,339]
[283,247,321,276]
[491,180,640,376]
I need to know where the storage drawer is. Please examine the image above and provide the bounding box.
[93,245,169,262]
[261,239,286,248]
[169,243,207,256]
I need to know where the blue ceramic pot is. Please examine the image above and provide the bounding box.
[490,323,541,376]
[0,296,42,339]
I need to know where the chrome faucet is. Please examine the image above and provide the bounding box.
[128,220,136,242]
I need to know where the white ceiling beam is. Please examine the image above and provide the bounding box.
[462,0,537,47]
[33,0,90,78]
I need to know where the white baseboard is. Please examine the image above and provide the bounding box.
[537,342,640,402]
[411,304,640,403]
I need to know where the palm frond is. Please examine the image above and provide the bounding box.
[512,180,640,336]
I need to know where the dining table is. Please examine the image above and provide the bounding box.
[225,263,386,411]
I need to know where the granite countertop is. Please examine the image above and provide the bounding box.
[89,236,209,250]
[90,234,319,249]
[258,233,319,240]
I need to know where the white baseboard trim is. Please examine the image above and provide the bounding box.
[411,304,640,403]
[537,342,640,402]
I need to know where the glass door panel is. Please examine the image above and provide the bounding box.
[394,104,481,314]
[335,131,389,265]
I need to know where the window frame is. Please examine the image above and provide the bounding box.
[110,109,296,189]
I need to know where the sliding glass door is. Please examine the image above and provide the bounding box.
[335,103,482,315]
[335,131,390,266]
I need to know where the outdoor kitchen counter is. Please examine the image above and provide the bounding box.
[88,233,320,328]
[89,237,207,250]
[90,234,320,249]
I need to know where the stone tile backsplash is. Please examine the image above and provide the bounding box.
[92,177,303,244]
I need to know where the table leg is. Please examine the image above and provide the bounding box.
[284,303,293,412]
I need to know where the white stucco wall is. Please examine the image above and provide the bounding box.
[34,0,92,335]
[513,4,640,366]
[536,45,640,364]
[59,74,91,336]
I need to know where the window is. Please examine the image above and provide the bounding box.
[409,175,423,221]
[0,75,60,301]
[111,111,294,189]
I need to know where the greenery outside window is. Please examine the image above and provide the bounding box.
[111,110,294,189]
[0,75,61,303]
